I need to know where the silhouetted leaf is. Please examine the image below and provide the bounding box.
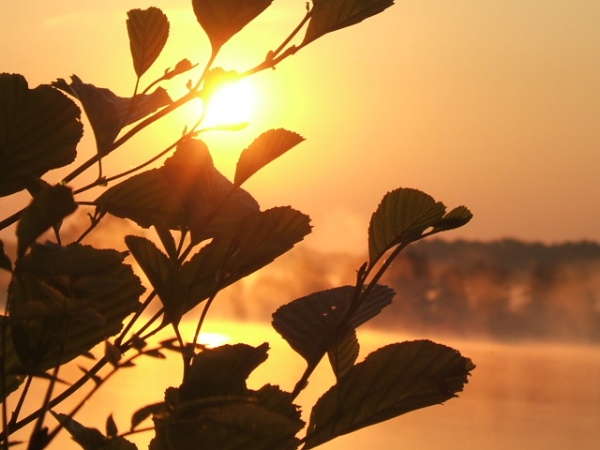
[0,317,26,401]
[178,207,311,313]
[130,336,147,351]
[153,221,178,261]
[152,368,304,450]
[192,0,273,53]
[106,414,118,439]
[189,170,259,243]
[127,8,170,78]
[29,428,50,450]
[19,173,51,197]
[54,76,170,154]
[163,137,260,243]
[104,341,122,367]
[51,412,106,449]
[433,205,473,232]
[9,243,143,370]
[181,343,269,399]
[17,177,75,251]
[95,169,184,229]
[163,59,198,81]
[159,338,180,351]
[144,349,166,359]
[125,235,174,303]
[272,285,393,366]
[368,188,446,265]
[101,438,139,450]
[0,73,82,197]
[16,184,77,257]
[131,402,163,431]
[0,240,12,272]
[327,328,359,380]
[96,139,259,240]
[216,206,311,278]
[73,276,121,295]
[304,340,475,448]
[152,402,301,450]
[52,412,138,450]
[234,129,305,186]
[303,0,395,45]
[81,351,96,360]
[171,140,260,243]
[161,139,216,236]
[254,384,303,426]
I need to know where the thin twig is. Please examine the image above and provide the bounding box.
[44,347,158,447]
[29,318,71,447]
[193,293,217,347]
[0,309,10,450]
[74,211,105,244]
[8,375,34,428]
[115,291,158,347]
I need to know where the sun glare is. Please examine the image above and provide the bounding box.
[197,332,231,348]
[203,78,258,128]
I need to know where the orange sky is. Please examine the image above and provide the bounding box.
[2,0,600,252]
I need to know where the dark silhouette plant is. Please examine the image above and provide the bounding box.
[0,1,475,449]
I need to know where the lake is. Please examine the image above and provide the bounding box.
[12,320,600,449]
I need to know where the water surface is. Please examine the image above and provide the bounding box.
[21,321,600,449]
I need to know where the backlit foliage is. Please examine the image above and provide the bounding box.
[0,1,473,448]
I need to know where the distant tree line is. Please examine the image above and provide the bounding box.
[186,237,600,343]
[5,236,597,343]
[375,239,600,342]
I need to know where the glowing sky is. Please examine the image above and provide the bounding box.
[2,0,600,252]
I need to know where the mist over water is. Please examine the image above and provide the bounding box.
[201,239,600,343]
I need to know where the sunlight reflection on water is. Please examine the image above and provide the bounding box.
[26,320,600,450]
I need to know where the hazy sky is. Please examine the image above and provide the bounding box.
[2,0,600,253]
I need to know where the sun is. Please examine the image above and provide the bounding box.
[197,332,231,348]
[203,77,258,128]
